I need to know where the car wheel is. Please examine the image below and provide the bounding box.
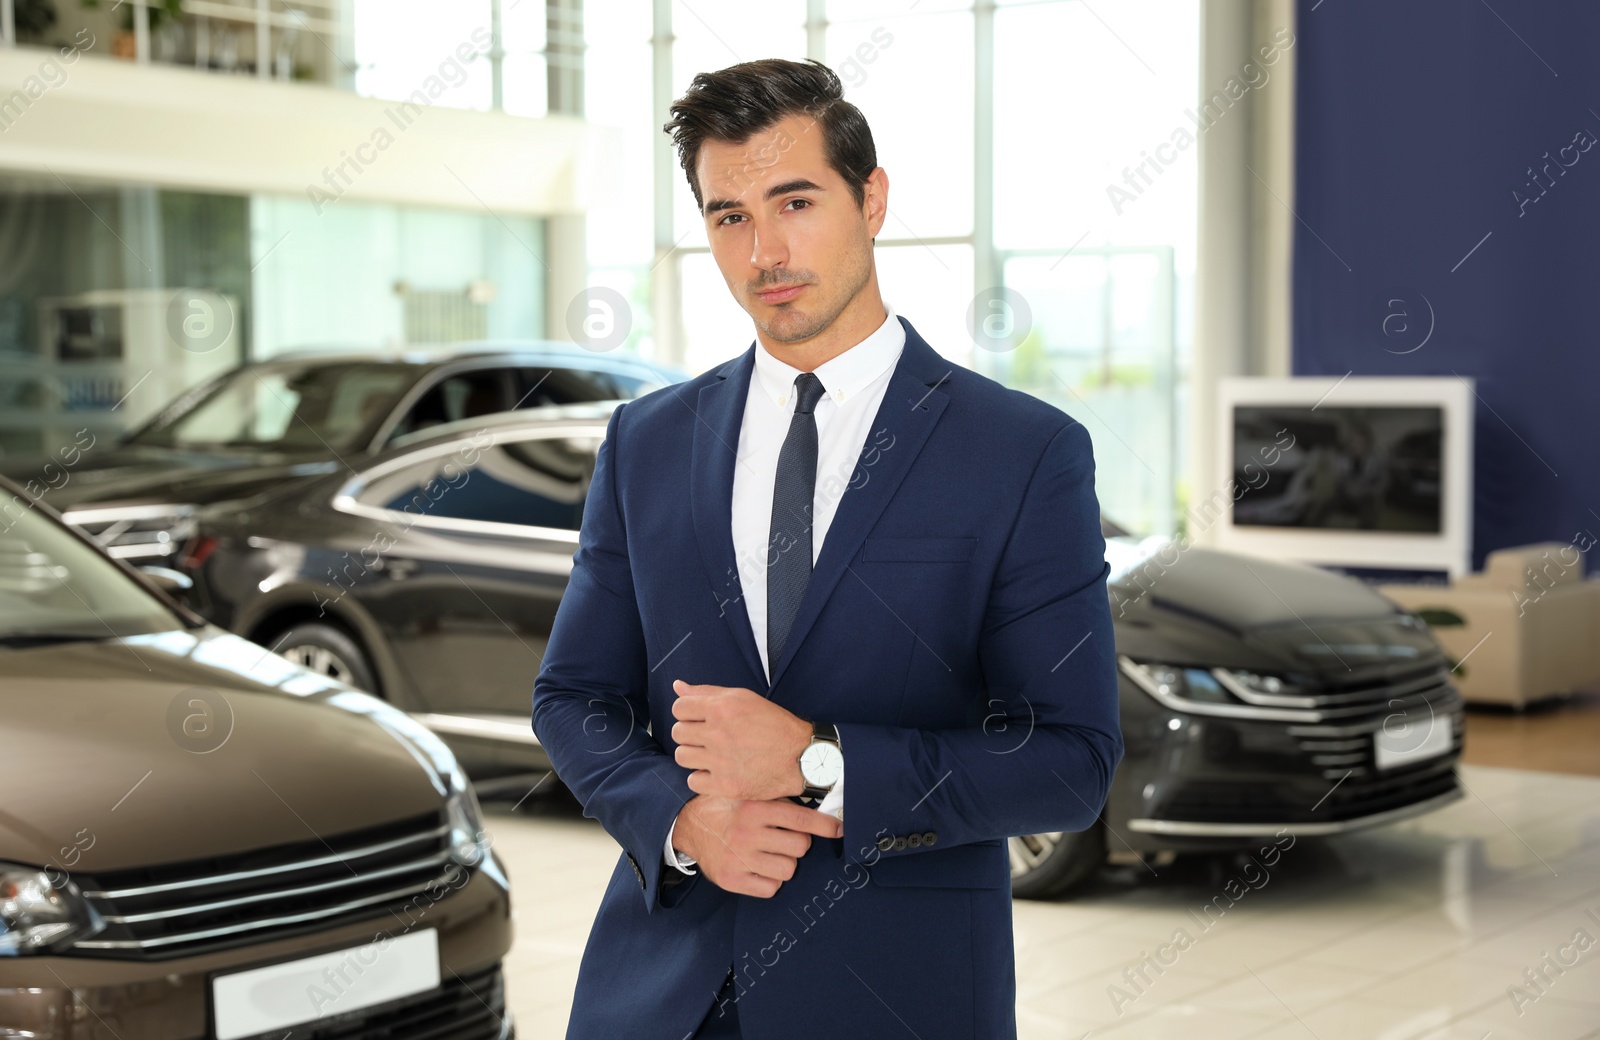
[1008,823,1107,900]
[271,622,379,693]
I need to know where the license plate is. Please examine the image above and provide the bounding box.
[1374,719,1452,770]
[213,928,439,1040]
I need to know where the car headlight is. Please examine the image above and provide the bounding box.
[325,692,492,869]
[1211,668,1318,707]
[0,866,104,956]
[445,779,491,868]
[61,503,198,561]
[384,718,491,869]
[1119,660,1237,706]
[1119,656,1321,720]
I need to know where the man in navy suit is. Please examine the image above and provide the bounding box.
[532,57,1122,1040]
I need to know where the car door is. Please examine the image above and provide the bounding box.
[338,425,602,718]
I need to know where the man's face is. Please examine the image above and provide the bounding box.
[696,112,887,345]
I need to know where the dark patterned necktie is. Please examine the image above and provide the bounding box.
[766,371,826,675]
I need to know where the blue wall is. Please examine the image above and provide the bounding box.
[1292,1,1600,571]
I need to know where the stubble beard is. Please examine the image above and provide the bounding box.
[748,237,874,345]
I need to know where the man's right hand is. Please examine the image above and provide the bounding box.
[672,793,843,898]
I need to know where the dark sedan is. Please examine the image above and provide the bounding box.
[177,407,613,791]
[177,408,1464,899]
[0,342,684,566]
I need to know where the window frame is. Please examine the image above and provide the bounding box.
[333,422,608,543]
[379,368,520,448]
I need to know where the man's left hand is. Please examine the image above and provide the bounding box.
[670,680,811,801]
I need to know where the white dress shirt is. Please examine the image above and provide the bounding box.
[664,304,907,875]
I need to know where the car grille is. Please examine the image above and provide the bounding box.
[1163,661,1464,824]
[1289,661,1462,766]
[1301,658,1458,710]
[1285,662,1463,820]
[60,503,197,561]
[268,963,509,1040]
[72,811,458,959]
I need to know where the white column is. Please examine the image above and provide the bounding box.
[1188,0,1296,542]
[650,0,682,368]
[973,0,996,302]
[543,0,587,342]
[256,0,270,78]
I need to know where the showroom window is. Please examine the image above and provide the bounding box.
[249,195,547,358]
[581,0,1199,537]
[0,177,254,456]
[351,0,548,115]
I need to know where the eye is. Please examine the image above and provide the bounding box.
[785,198,812,211]
[716,212,746,226]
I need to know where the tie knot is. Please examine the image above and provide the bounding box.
[792,372,826,415]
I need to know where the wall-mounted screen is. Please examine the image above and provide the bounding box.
[1232,405,1443,533]
[1211,378,1473,576]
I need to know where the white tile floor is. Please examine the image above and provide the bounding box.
[485,765,1600,1039]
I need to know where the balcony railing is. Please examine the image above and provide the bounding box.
[0,0,568,114]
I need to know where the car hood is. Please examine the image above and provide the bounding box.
[1107,537,1435,674]
[0,444,339,510]
[0,626,450,874]
[1108,538,1401,627]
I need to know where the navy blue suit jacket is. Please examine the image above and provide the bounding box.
[531,316,1123,1040]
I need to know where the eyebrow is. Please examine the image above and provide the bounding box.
[703,178,826,215]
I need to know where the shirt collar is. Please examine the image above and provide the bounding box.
[752,304,905,410]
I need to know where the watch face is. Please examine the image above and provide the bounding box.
[801,742,842,786]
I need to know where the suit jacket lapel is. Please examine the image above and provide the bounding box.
[689,343,769,690]
[767,318,953,688]
[686,317,956,694]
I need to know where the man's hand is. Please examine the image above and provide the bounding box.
[670,680,811,800]
[672,794,843,898]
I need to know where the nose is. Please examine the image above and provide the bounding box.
[749,221,789,273]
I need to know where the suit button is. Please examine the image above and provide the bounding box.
[876,835,895,852]
[907,833,921,848]
[892,836,907,851]
[922,832,937,847]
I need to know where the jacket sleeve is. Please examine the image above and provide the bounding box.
[531,402,697,912]
[833,419,1124,863]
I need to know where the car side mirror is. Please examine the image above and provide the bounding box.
[138,565,194,594]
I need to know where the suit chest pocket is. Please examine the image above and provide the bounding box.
[861,536,978,562]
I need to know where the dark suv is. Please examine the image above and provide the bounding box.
[0,343,684,565]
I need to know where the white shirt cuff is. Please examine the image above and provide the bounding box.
[664,817,698,874]
[815,755,844,821]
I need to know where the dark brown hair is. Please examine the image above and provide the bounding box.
[663,58,878,213]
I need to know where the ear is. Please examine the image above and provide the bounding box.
[862,167,889,238]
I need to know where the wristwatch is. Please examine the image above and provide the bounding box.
[798,720,843,801]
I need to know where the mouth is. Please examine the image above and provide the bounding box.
[754,283,807,305]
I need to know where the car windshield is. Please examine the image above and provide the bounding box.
[0,502,184,644]
[129,362,417,451]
